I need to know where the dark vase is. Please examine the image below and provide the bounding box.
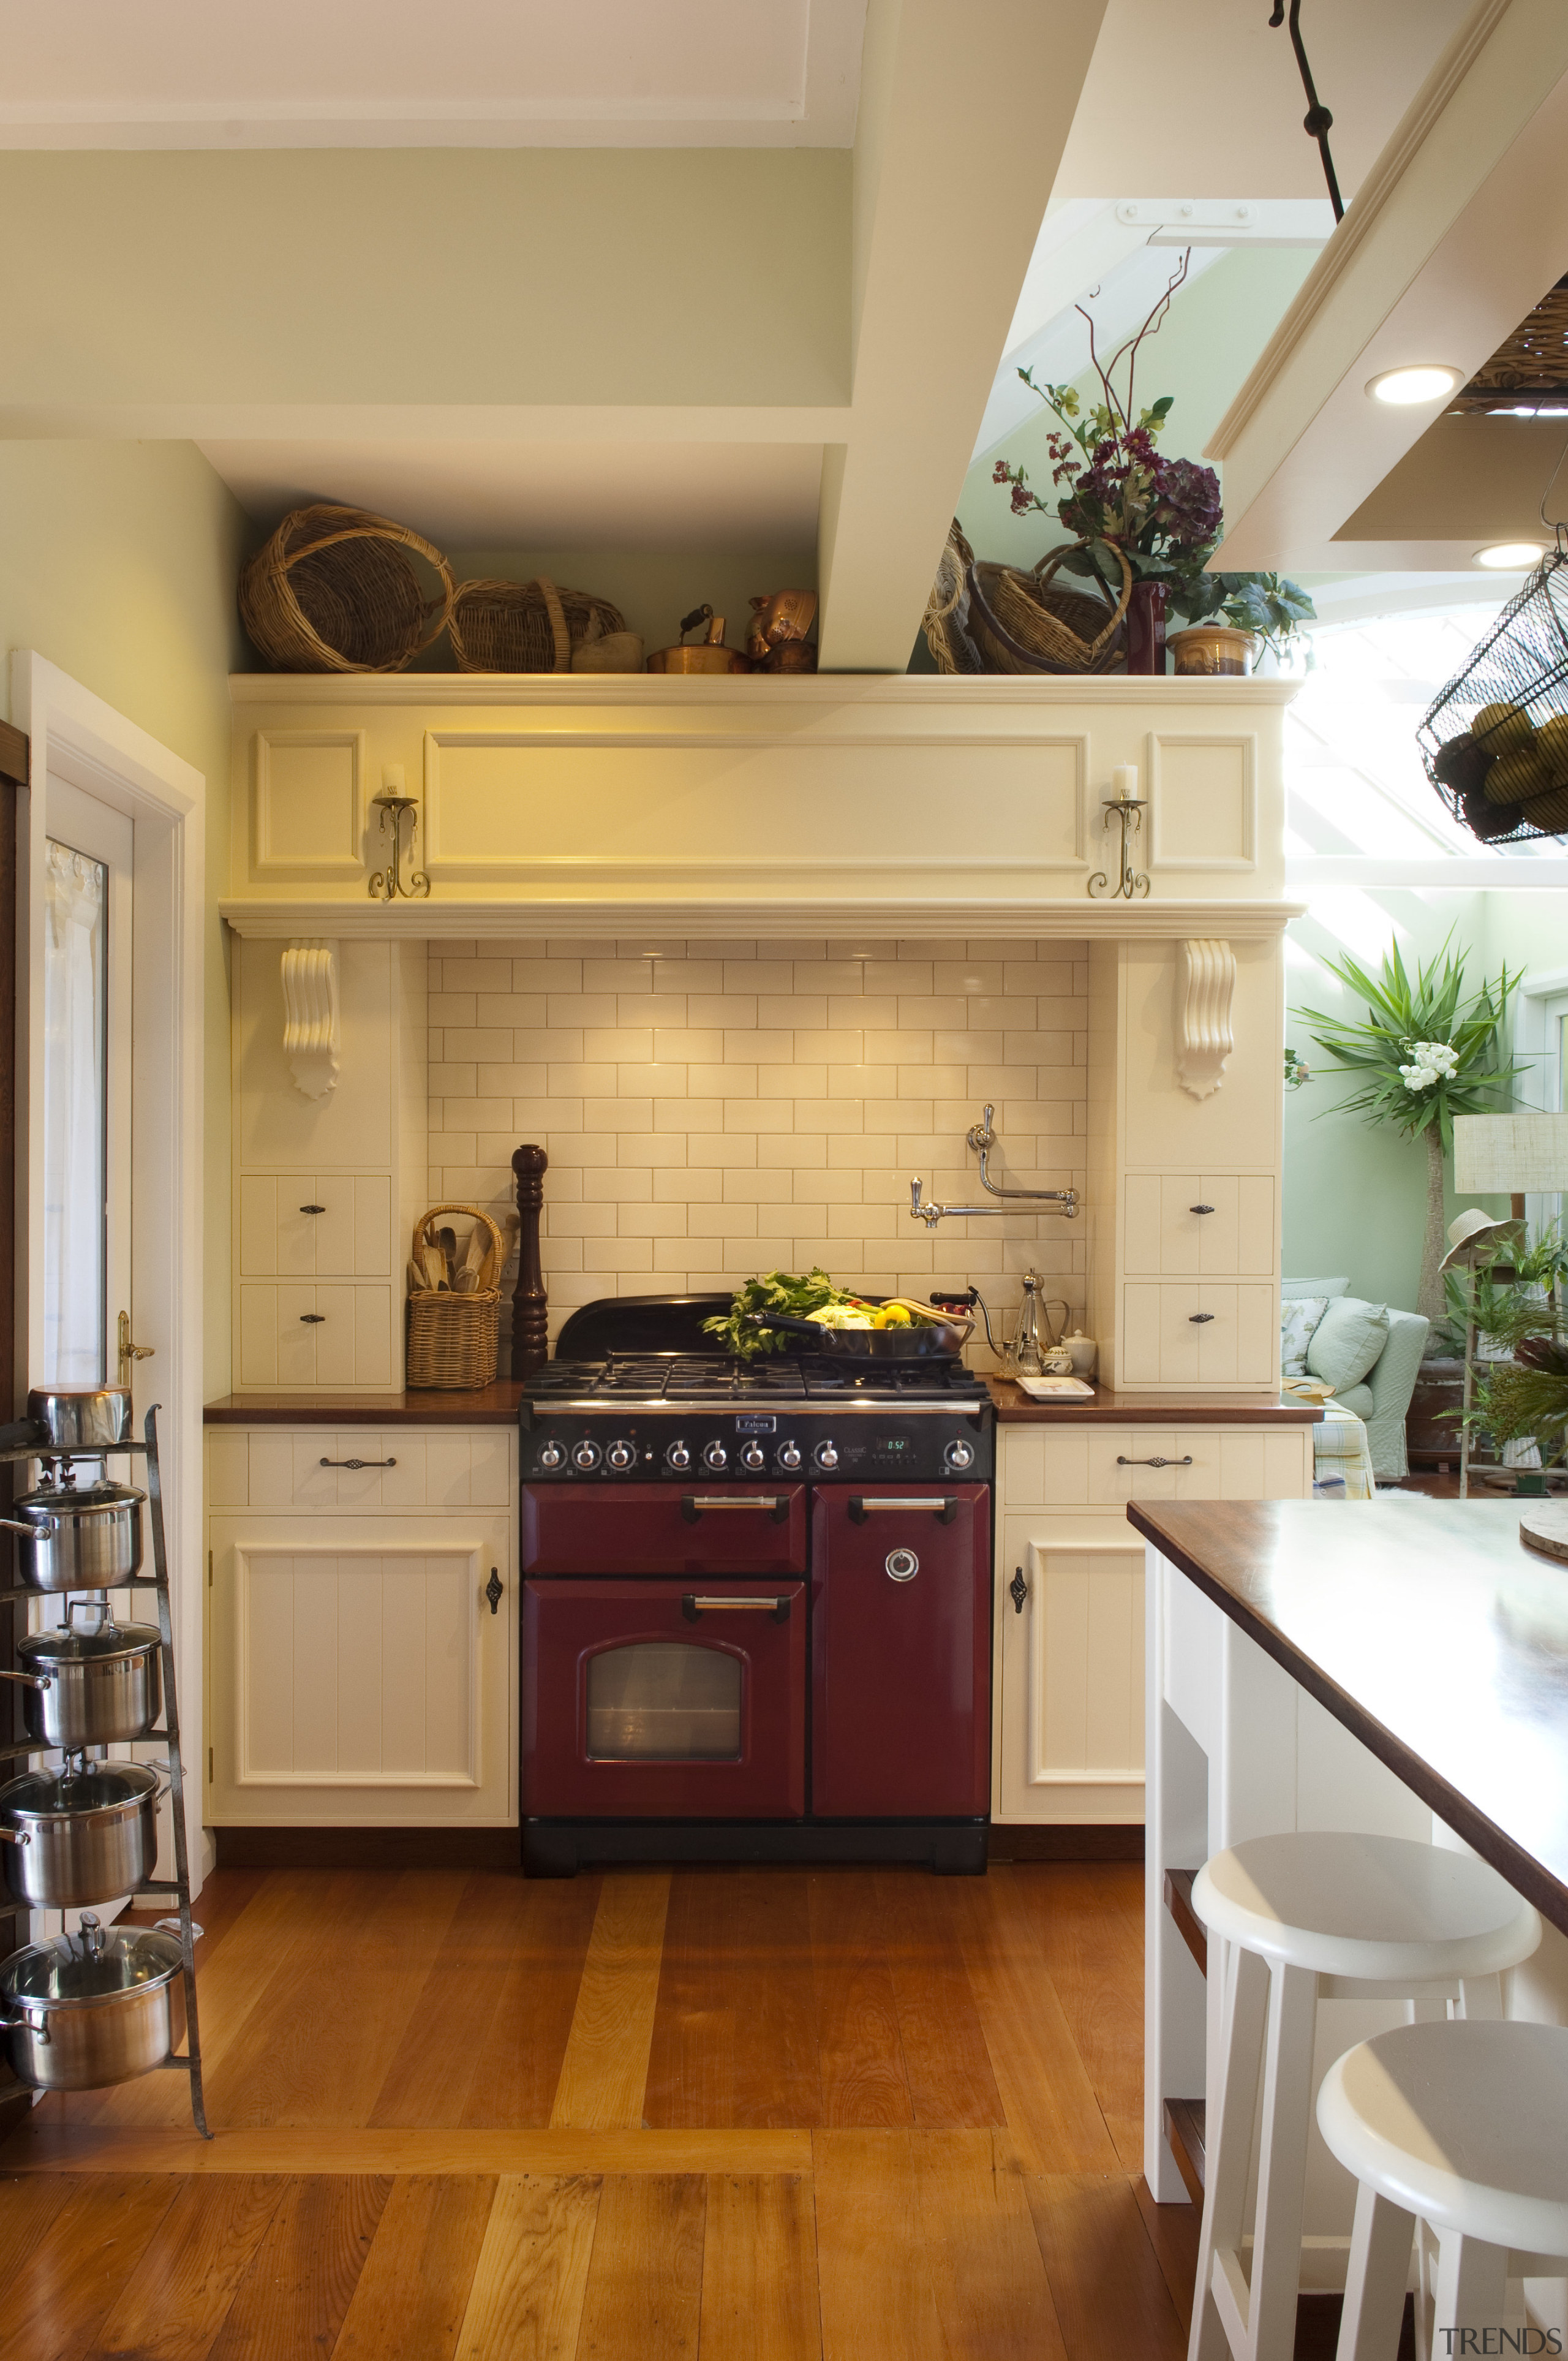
[1125,581,1167,674]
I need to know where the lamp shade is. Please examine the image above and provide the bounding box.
[1452,1113,1568,1193]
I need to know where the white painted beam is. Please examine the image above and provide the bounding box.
[1207,0,1568,572]
[815,0,1107,673]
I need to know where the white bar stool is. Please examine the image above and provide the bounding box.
[1318,2019,1568,2359]
[1188,1832,1541,2361]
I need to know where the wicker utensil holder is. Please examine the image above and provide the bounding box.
[239,504,456,674]
[448,578,627,673]
[405,1203,505,1390]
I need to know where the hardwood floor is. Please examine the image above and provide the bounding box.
[0,1862,1202,2359]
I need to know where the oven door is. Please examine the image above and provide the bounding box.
[523,1579,806,1817]
[812,1484,991,1818]
[523,1483,807,1574]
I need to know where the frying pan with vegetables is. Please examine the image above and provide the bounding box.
[742,1307,973,1360]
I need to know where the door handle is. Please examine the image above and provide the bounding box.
[300,1313,327,1324]
[300,1204,326,1215]
[485,1568,502,1616]
[1189,1204,1215,1214]
[681,1595,791,1623]
[1009,1566,1027,1615]
[679,1495,790,1525]
[848,1497,959,1524]
[116,1310,154,1386]
[1116,1456,1194,1469]
[1188,1313,1215,1324]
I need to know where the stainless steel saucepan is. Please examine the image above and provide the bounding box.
[0,1600,162,1747]
[1,1911,183,2090]
[0,1471,145,1591]
[0,1756,165,1909]
[744,1308,973,1361]
[26,1386,134,1452]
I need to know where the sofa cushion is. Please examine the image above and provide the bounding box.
[1333,1381,1375,1419]
[1306,1296,1390,1391]
[1282,1276,1349,1301]
[1281,1295,1328,1377]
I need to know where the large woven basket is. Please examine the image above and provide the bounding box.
[405,1203,505,1390]
[239,504,455,673]
[967,543,1131,674]
[448,577,627,673]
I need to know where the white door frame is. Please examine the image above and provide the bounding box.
[12,651,207,1886]
[1515,964,1568,1237]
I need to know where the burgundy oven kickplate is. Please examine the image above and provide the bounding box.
[523,1481,807,1576]
[523,1578,807,1818]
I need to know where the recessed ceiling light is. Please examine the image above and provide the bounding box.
[1474,541,1547,569]
[1365,365,1462,406]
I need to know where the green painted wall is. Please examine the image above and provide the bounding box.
[0,440,255,1396]
[956,244,1318,572]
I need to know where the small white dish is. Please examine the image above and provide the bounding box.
[1014,1375,1096,1400]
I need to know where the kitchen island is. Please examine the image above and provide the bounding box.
[1134,1496,1568,2325]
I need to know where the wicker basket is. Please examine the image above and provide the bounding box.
[405,1203,505,1390]
[968,543,1131,674]
[448,578,628,673]
[239,504,455,673]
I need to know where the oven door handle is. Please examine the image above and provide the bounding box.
[681,1594,792,1624]
[847,1496,960,1525]
[679,1495,790,1525]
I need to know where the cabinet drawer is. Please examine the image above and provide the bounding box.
[236,1283,395,1389]
[238,1173,393,1280]
[1124,1174,1275,1277]
[1121,1282,1276,1386]
[208,1427,513,1512]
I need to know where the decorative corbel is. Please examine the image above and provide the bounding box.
[281,939,341,1100]
[1175,939,1235,1100]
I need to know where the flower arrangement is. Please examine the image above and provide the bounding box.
[992,258,1314,654]
[1297,935,1523,1329]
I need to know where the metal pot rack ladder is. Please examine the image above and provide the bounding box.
[0,1403,209,2136]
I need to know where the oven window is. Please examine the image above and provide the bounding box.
[586,1643,742,1761]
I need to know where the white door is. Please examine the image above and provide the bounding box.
[37,777,134,1391]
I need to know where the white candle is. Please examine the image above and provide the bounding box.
[1112,764,1139,803]
[382,763,405,795]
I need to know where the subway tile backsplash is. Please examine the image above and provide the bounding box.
[427,938,1088,1359]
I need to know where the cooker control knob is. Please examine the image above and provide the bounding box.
[943,1438,975,1472]
[739,1441,766,1471]
[571,1441,602,1473]
[703,1440,729,1472]
[665,1440,692,1471]
[537,1441,566,1471]
[813,1439,839,1471]
[777,1441,803,1471]
[605,1440,635,1472]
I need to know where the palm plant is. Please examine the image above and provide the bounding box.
[1297,937,1524,1328]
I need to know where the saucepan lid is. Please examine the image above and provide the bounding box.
[0,1761,161,1822]
[18,1601,159,1668]
[2,1912,181,2007]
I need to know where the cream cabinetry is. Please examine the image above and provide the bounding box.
[231,939,426,1392]
[993,1420,1312,1824]
[1120,1283,1277,1388]
[203,1426,516,1827]
[1123,1175,1275,1277]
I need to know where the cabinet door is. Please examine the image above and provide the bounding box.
[207,1513,515,1825]
[1122,1282,1276,1386]
[235,1283,394,1389]
[1125,1175,1276,1277]
[236,1173,392,1282]
[997,1519,1144,1822]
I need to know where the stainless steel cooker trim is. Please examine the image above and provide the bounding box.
[526,1394,987,1417]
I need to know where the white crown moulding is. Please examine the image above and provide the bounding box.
[1175,938,1236,1099]
[280,938,341,1098]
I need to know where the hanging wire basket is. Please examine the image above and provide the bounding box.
[1418,544,1568,846]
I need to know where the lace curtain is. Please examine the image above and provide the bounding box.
[42,840,107,1385]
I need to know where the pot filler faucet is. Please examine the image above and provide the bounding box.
[908,1106,1078,1229]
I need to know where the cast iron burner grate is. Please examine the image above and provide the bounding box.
[522,1352,989,1405]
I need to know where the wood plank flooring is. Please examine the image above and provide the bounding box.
[0,1862,1201,2360]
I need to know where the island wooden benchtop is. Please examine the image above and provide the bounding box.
[1128,1498,1568,1940]
[203,1379,1321,1426]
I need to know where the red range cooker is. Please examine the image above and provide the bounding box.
[519,1293,993,1876]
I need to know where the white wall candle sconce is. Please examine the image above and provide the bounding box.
[1089,766,1150,899]
[280,939,341,1098]
[368,764,430,901]
[1175,939,1236,1098]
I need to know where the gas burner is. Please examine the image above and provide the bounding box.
[522,1350,987,1407]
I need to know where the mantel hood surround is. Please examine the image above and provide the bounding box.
[222,673,1300,940]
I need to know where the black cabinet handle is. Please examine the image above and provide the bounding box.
[1189,1204,1215,1215]
[1009,1566,1027,1615]
[300,1203,326,1215]
[1117,1455,1194,1469]
[319,1456,396,1470]
[300,1313,326,1324]
[1188,1313,1215,1324]
[485,1568,502,1616]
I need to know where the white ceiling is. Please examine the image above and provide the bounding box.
[0,0,865,148]
[198,438,826,551]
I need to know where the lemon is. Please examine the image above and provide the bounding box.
[881,1302,912,1326]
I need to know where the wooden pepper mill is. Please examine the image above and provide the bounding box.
[510,1144,548,1375]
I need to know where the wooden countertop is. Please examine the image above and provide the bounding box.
[204,1379,1319,1427]
[987,1380,1319,1426]
[1128,1498,1568,1940]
